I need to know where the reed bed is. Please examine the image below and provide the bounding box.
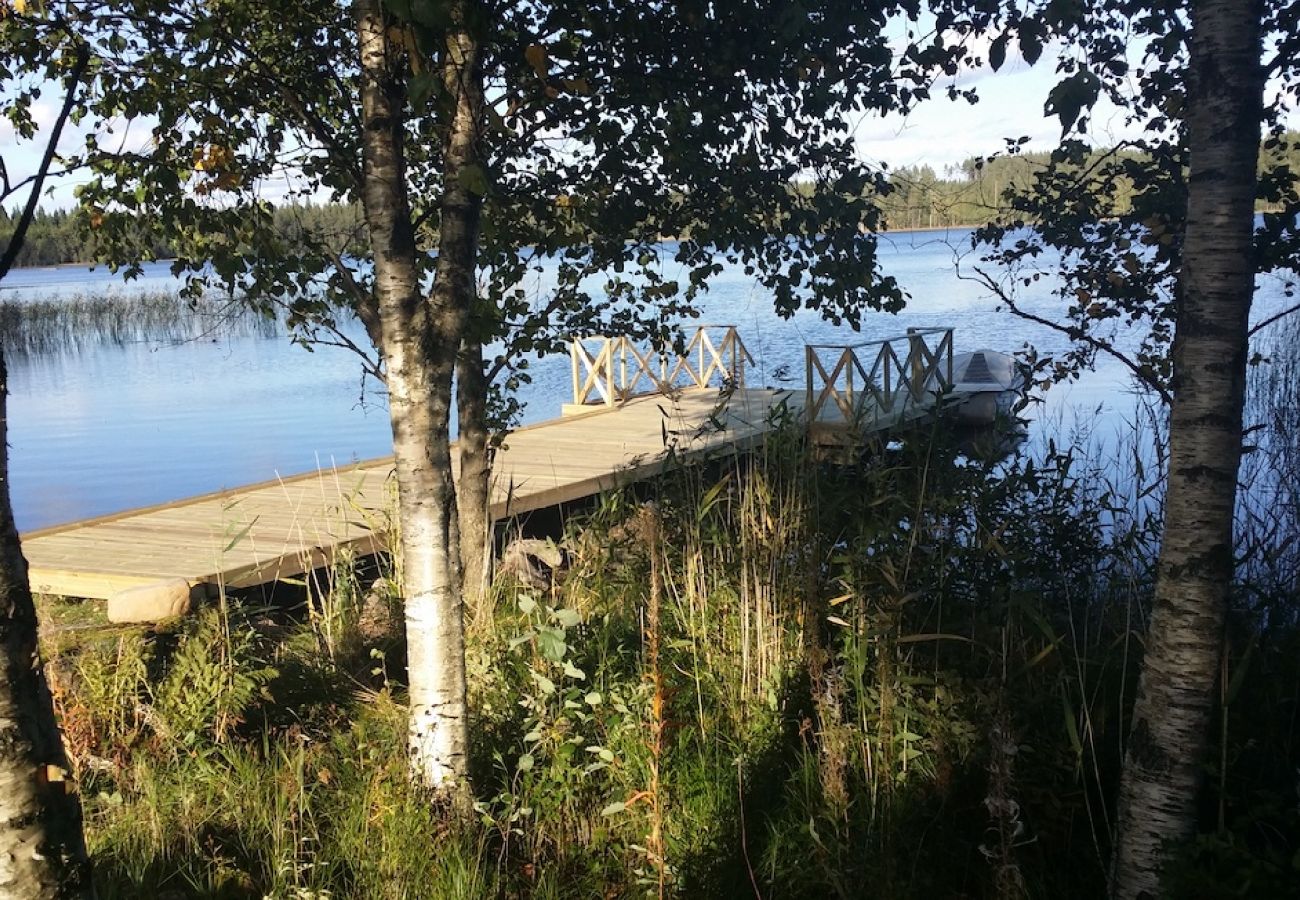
[0,290,282,357]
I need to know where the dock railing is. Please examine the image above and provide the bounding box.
[569,324,754,409]
[805,327,954,426]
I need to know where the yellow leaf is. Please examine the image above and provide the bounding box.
[524,43,548,77]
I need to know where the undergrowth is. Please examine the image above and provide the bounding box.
[38,364,1300,898]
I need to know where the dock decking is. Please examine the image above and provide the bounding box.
[22,388,798,600]
[22,325,974,601]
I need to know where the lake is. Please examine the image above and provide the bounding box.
[3,228,1290,532]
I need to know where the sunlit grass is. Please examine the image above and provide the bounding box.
[35,380,1300,898]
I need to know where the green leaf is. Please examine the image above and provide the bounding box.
[601,801,626,816]
[988,34,1009,72]
[553,607,581,628]
[518,595,537,615]
[1017,20,1044,66]
[1045,71,1101,135]
[457,163,490,197]
[409,71,438,108]
[536,627,567,663]
[531,672,556,695]
[517,753,534,771]
[223,516,260,552]
[563,660,586,680]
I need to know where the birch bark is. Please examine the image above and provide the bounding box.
[0,351,90,898]
[1110,2,1266,895]
[355,0,484,789]
[456,338,492,622]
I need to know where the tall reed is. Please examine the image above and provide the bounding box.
[0,290,281,357]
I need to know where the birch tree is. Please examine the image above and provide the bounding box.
[967,1,1298,893]
[62,0,998,789]
[1109,3,1270,895]
[0,4,91,894]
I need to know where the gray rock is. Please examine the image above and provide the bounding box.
[497,539,568,590]
[106,578,198,623]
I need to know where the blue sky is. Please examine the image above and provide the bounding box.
[1,42,1291,213]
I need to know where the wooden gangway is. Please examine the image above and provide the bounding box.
[21,325,965,601]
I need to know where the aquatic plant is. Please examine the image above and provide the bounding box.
[0,290,281,357]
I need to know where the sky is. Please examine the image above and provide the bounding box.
[0,37,1291,213]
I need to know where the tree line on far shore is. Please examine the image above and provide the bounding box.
[0,201,365,270]
[7,132,1297,270]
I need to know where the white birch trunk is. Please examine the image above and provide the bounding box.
[355,0,483,790]
[1109,2,1265,895]
[456,338,493,621]
[0,349,90,897]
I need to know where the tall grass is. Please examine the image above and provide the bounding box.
[37,365,1300,898]
[0,290,281,356]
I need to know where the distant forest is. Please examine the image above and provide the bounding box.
[876,130,1300,230]
[0,201,366,270]
[4,134,1298,269]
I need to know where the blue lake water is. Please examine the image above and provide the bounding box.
[4,228,1291,531]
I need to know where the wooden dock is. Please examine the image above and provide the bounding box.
[21,325,970,601]
[21,388,796,600]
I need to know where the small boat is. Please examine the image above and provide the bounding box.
[943,350,1026,425]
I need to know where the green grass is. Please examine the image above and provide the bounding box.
[37,389,1300,898]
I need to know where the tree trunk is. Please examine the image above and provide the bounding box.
[456,338,492,622]
[1109,3,1265,896]
[0,350,90,898]
[355,0,484,791]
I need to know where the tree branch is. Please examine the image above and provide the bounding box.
[966,264,1173,405]
[325,246,384,350]
[0,44,90,281]
[1248,300,1300,336]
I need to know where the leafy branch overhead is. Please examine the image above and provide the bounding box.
[62,1,1012,408]
[970,1,1299,396]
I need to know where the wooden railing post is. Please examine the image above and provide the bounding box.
[570,340,581,405]
[845,346,855,411]
[881,343,892,407]
[618,336,628,402]
[604,337,616,406]
[805,345,816,413]
[906,327,925,401]
[943,329,954,389]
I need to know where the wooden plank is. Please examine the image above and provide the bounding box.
[18,383,939,600]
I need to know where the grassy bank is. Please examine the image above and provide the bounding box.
[36,332,1300,898]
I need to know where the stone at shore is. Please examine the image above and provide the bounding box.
[107,578,198,623]
[497,538,568,591]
